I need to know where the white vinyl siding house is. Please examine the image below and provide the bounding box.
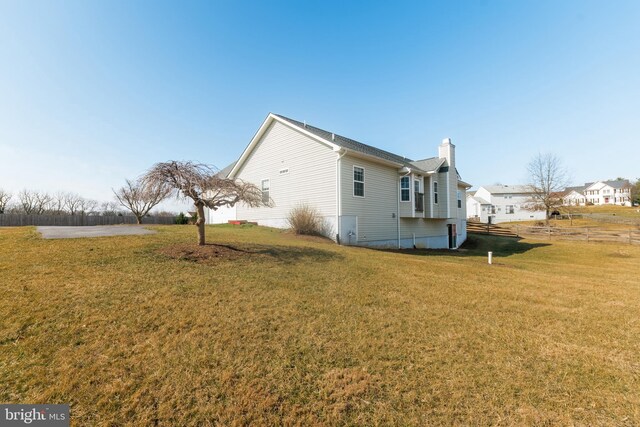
[208,113,471,249]
[582,180,631,206]
[231,119,337,231]
[467,185,546,223]
[340,154,399,244]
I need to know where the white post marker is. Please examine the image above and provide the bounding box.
[488,251,493,265]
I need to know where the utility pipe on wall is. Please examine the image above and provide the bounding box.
[334,148,346,242]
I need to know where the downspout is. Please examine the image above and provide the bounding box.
[335,148,346,243]
[398,168,411,248]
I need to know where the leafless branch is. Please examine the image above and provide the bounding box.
[113,178,171,224]
[18,190,53,214]
[142,161,269,244]
[0,189,11,214]
[63,193,84,215]
[525,153,569,222]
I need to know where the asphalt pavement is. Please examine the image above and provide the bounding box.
[37,225,156,239]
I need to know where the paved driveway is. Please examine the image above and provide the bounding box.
[37,225,156,239]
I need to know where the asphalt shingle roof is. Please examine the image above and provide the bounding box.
[481,185,532,194]
[274,114,442,174]
[604,180,630,189]
[564,185,587,194]
[216,161,236,178]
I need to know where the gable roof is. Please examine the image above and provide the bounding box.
[229,113,452,178]
[584,180,630,191]
[216,161,236,178]
[472,196,491,204]
[604,179,630,189]
[410,157,446,173]
[564,185,587,194]
[274,114,428,168]
[481,184,533,194]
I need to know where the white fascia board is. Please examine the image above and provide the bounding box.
[584,181,604,191]
[228,113,275,179]
[340,149,405,169]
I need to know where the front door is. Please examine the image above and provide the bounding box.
[448,224,457,249]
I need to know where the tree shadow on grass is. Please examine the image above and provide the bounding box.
[375,234,551,258]
[159,242,342,265]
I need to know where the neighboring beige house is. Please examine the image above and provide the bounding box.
[582,180,632,206]
[206,113,471,249]
[466,185,546,224]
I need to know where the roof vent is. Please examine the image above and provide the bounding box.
[331,133,335,141]
[303,120,306,128]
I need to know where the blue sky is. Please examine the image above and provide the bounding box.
[1,0,638,211]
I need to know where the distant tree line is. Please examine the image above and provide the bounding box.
[0,188,177,218]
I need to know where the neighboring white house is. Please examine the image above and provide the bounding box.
[206,113,472,249]
[562,185,588,206]
[582,180,632,206]
[466,185,546,223]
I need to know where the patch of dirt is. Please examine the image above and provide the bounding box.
[157,242,341,265]
[287,233,335,244]
[158,243,256,263]
[608,250,633,259]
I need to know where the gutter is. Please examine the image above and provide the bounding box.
[334,147,346,243]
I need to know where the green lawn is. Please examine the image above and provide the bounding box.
[1,225,639,425]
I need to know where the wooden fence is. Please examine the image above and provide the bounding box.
[513,225,640,245]
[582,213,640,226]
[468,222,640,245]
[0,214,176,227]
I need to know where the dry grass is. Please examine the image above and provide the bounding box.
[1,224,639,425]
[569,205,640,218]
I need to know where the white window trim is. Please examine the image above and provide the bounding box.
[261,178,270,204]
[400,176,411,202]
[433,181,439,204]
[353,165,365,198]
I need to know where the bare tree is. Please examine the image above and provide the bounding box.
[525,153,569,224]
[35,192,53,214]
[142,161,267,245]
[0,189,11,214]
[50,191,68,215]
[113,179,170,224]
[63,193,84,215]
[78,198,99,216]
[18,190,37,214]
[100,201,122,216]
[18,190,53,214]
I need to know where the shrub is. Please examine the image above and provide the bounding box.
[175,212,189,224]
[287,204,326,236]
